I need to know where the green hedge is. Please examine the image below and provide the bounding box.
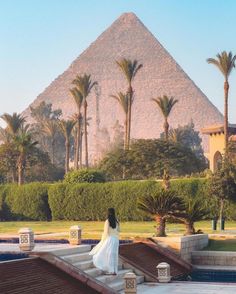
[171,178,208,198]
[0,178,209,221]
[48,178,208,221]
[0,184,12,220]
[48,180,159,221]
[1,183,51,221]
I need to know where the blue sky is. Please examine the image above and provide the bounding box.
[0,0,236,127]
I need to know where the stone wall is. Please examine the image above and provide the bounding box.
[192,251,236,266]
[153,234,209,263]
[180,234,209,262]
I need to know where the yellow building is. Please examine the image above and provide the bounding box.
[202,124,236,172]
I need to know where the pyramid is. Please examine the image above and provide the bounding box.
[23,12,223,163]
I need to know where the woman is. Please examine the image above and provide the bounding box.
[89,208,120,275]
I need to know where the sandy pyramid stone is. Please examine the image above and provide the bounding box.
[23,12,223,163]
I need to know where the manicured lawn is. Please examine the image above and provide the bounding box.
[1,220,236,239]
[204,238,236,251]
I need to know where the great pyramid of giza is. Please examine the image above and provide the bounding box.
[23,12,223,163]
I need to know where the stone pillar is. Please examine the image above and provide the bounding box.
[69,225,82,245]
[18,228,35,251]
[124,272,137,293]
[156,262,171,283]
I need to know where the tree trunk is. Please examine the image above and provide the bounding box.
[124,115,128,150]
[79,131,83,168]
[65,139,70,173]
[224,80,229,155]
[74,119,80,170]
[84,100,89,168]
[185,221,195,235]
[17,154,24,186]
[74,128,78,169]
[51,137,55,165]
[155,215,166,237]
[219,198,224,225]
[162,169,170,190]
[12,169,17,183]
[164,118,169,140]
[127,85,133,150]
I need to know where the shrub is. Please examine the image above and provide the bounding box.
[0,184,12,220]
[170,178,208,198]
[4,183,51,221]
[48,180,159,221]
[0,178,217,222]
[64,169,106,184]
[99,139,207,180]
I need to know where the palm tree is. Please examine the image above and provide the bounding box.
[15,128,38,185]
[0,113,26,182]
[207,51,236,153]
[116,58,143,150]
[70,87,84,169]
[41,119,58,165]
[138,189,185,237]
[152,95,178,140]
[72,74,97,168]
[110,92,129,149]
[58,119,76,173]
[0,127,11,143]
[178,197,209,235]
[1,113,25,137]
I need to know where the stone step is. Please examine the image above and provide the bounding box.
[63,252,92,263]
[110,275,144,292]
[52,245,91,257]
[73,259,94,270]
[85,267,103,277]
[96,269,133,284]
[81,263,123,275]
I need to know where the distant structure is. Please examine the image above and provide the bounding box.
[202,124,236,171]
[23,12,223,163]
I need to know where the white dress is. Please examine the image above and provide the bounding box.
[89,219,120,274]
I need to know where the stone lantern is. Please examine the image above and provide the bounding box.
[18,228,35,251]
[156,262,171,283]
[69,225,82,245]
[124,272,137,294]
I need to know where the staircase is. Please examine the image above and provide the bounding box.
[52,245,145,292]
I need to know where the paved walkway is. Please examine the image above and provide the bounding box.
[0,232,67,238]
[136,282,236,294]
[0,243,73,252]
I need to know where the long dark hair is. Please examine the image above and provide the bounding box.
[107,208,118,229]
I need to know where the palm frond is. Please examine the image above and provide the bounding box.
[72,74,97,98]
[1,112,26,136]
[152,95,178,118]
[138,189,185,219]
[110,92,129,114]
[116,58,142,84]
[58,119,76,140]
[207,51,236,79]
[70,87,84,111]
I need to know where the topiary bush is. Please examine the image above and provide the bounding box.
[64,169,106,184]
[49,180,160,221]
[4,183,51,221]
